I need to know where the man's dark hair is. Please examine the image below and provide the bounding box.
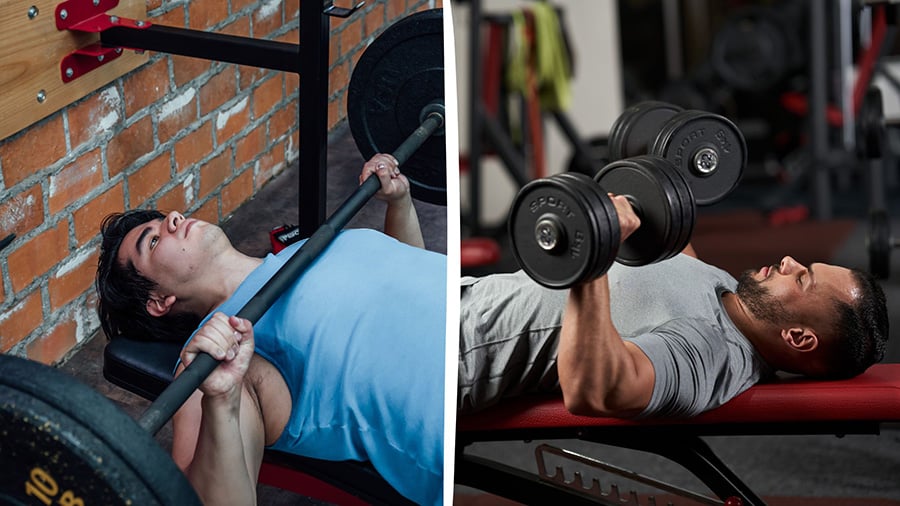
[820,268,889,379]
[96,210,201,343]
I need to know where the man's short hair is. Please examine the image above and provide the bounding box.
[96,210,201,342]
[821,268,889,379]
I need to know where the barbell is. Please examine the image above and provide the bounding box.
[608,101,747,206]
[0,8,445,504]
[509,155,696,289]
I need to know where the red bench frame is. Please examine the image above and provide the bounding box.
[456,363,900,505]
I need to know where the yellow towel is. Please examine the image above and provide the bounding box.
[505,3,573,111]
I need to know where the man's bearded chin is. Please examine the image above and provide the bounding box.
[736,269,791,325]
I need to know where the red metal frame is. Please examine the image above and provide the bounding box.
[55,0,151,83]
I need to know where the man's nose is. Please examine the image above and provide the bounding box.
[779,256,803,274]
[165,211,184,232]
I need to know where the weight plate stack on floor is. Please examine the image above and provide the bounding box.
[650,110,746,206]
[0,354,201,505]
[347,8,446,205]
[509,173,619,288]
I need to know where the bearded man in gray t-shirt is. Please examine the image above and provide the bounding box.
[458,195,889,418]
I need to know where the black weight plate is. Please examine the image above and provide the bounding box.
[651,110,746,206]
[347,9,446,205]
[868,209,892,279]
[608,101,683,161]
[0,354,200,505]
[618,156,685,262]
[642,155,696,259]
[595,156,687,266]
[710,8,793,92]
[509,173,618,288]
[556,172,619,280]
[858,87,884,159]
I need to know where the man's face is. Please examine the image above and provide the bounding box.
[116,211,227,293]
[736,256,859,328]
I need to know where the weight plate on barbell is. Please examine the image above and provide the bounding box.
[509,173,619,288]
[595,156,695,266]
[650,110,746,206]
[868,209,892,279]
[608,101,684,161]
[0,354,201,505]
[347,8,446,206]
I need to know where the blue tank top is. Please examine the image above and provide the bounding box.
[184,229,447,505]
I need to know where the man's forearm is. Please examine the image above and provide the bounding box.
[186,390,257,505]
[384,195,425,248]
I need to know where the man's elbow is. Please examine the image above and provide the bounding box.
[560,377,641,418]
[560,378,614,416]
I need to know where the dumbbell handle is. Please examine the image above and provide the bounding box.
[138,109,444,435]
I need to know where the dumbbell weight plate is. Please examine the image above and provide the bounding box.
[509,173,619,288]
[608,101,684,161]
[556,172,621,278]
[651,110,746,206]
[644,155,696,261]
[595,156,695,266]
[868,209,892,279]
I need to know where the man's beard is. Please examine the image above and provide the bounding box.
[735,269,793,325]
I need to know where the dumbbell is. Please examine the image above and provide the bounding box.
[509,155,696,288]
[608,101,747,206]
[868,209,897,279]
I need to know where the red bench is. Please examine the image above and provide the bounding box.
[456,363,900,505]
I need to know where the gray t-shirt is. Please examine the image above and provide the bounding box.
[458,254,773,417]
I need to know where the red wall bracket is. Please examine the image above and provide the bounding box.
[56,0,151,83]
[60,43,123,83]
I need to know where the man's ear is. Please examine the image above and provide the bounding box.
[781,327,819,352]
[146,294,177,317]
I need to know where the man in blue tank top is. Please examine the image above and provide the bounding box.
[97,154,446,505]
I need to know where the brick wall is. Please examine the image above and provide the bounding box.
[0,0,442,365]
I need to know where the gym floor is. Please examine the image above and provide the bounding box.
[62,127,899,504]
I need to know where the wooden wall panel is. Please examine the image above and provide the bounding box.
[0,0,148,141]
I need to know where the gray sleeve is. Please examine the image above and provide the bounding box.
[629,318,735,418]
